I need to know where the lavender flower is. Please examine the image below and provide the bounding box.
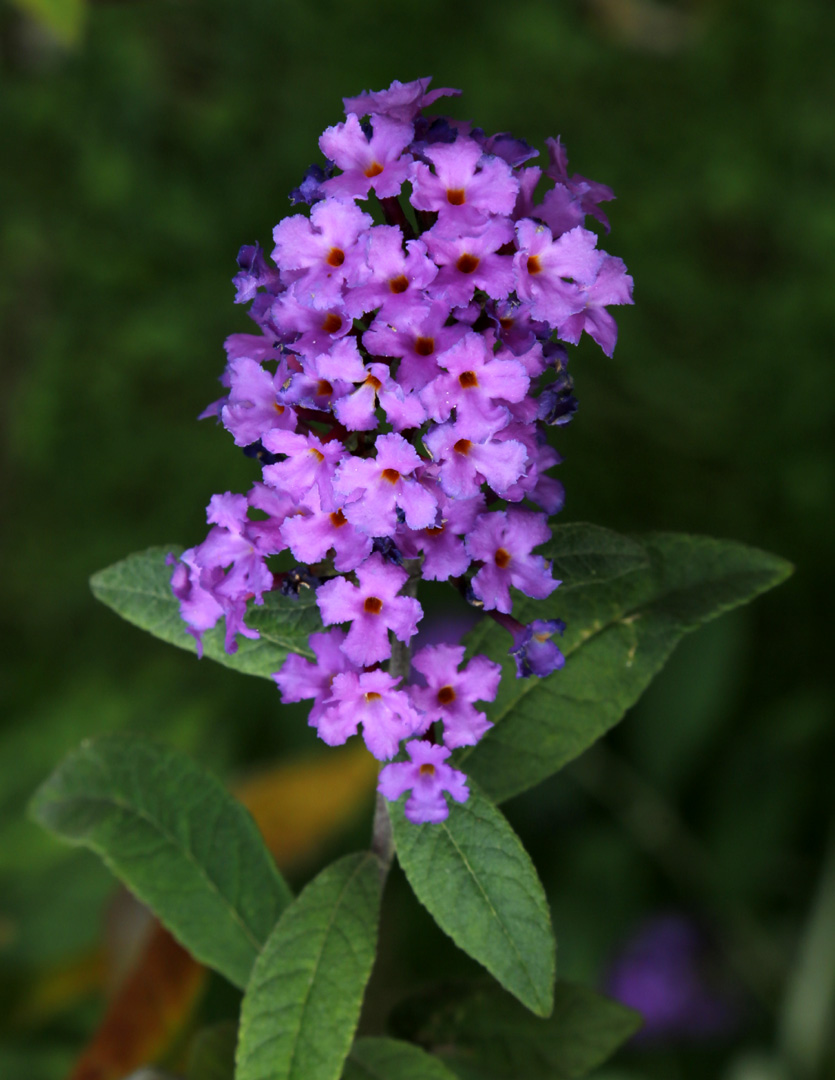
[171,76,633,823]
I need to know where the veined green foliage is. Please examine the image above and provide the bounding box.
[236,852,382,1080]
[462,531,793,803]
[389,786,555,1017]
[29,735,291,989]
[90,546,321,679]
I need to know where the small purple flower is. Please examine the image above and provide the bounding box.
[221,356,296,448]
[411,644,501,748]
[424,421,528,500]
[514,220,603,329]
[273,629,359,728]
[466,508,559,613]
[555,254,634,357]
[377,739,469,824]
[334,433,437,535]
[424,218,516,307]
[261,429,345,512]
[410,138,519,235]
[279,491,373,573]
[419,331,530,441]
[317,669,424,760]
[315,552,423,666]
[272,198,372,310]
[320,113,414,201]
[343,77,461,124]
[363,301,467,394]
[509,618,566,679]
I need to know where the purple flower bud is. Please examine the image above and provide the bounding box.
[509,618,566,679]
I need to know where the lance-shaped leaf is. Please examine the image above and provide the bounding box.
[90,546,321,679]
[392,981,640,1080]
[389,786,554,1017]
[543,523,649,589]
[343,1038,459,1080]
[30,735,291,989]
[236,852,382,1080]
[461,533,792,803]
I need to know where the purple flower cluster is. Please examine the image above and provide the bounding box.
[171,77,632,823]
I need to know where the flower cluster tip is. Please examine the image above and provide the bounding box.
[171,76,632,823]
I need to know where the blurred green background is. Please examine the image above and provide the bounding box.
[1,0,834,1076]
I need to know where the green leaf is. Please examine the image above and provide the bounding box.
[461,532,793,803]
[90,546,321,679]
[188,1022,238,1080]
[389,786,554,1017]
[343,1038,459,1080]
[394,981,640,1080]
[544,523,650,589]
[236,852,382,1080]
[29,735,291,989]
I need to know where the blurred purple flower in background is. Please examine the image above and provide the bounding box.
[605,914,743,1044]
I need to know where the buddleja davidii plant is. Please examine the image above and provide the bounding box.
[30,77,791,1080]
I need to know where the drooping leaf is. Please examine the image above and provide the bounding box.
[67,924,205,1080]
[461,532,792,803]
[187,1022,238,1080]
[389,786,554,1017]
[30,735,292,989]
[391,981,641,1080]
[90,546,321,679]
[236,852,382,1080]
[343,1038,459,1080]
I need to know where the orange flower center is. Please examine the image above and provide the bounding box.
[458,370,478,389]
[453,439,472,456]
[526,254,542,275]
[389,274,409,294]
[419,763,436,776]
[446,188,466,205]
[494,548,511,568]
[437,685,456,705]
[364,596,383,614]
[415,336,435,356]
[327,248,345,268]
[364,161,384,178]
[456,253,480,274]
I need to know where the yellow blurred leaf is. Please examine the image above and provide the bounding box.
[235,743,379,868]
[9,0,86,46]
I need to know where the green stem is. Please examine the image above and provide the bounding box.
[370,561,420,880]
[777,816,835,1077]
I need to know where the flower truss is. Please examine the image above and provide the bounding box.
[171,76,633,823]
